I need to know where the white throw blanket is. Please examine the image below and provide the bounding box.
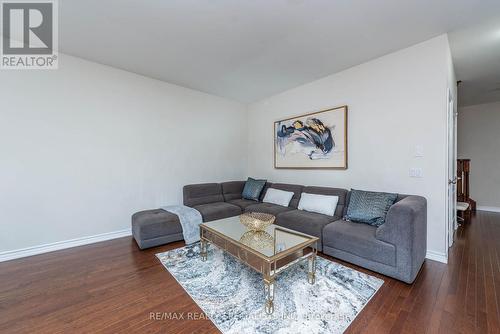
[161,205,203,244]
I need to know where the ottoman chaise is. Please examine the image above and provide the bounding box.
[132,209,184,249]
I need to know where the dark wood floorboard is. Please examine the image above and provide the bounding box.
[1,211,499,333]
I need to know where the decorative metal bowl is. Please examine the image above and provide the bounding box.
[239,231,274,250]
[239,212,275,232]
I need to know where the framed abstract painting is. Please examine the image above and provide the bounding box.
[274,105,348,169]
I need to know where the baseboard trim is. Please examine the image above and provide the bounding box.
[426,250,448,264]
[0,229,132,263]
[477,206,500,213]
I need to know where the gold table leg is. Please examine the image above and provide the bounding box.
[200,239,207,261]
[308,247,317,284]
[264,278,275,314]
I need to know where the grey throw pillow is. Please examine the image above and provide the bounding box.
[345,189,397,227]
[242,177,267,201]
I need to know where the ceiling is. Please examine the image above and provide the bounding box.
[59,0,500,104]
[449,18,500,106]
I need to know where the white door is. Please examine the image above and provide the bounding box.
[447,89,457,248]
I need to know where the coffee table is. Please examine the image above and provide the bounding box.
[199,216,318,314]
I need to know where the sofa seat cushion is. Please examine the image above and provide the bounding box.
[245,202,293,216]
[228,198,257,210]
[275,210,338,251]
[323,220,396,266]
[193,202,242,222]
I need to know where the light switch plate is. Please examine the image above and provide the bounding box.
[414,145,424,157]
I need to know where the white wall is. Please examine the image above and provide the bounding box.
[0,36,456,262]
[0,54,247,254]
[458,101,500,211]
[248,35,452,260]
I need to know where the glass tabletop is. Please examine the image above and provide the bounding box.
[201,216,317,258]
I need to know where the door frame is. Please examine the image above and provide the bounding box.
[446,88,458,250]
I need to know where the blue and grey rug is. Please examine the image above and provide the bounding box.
[156,243,383,334]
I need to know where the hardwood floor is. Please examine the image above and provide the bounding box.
[1,211,499,333]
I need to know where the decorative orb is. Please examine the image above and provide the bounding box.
[239,212,275,232]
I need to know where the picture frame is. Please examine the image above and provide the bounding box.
[274,105,348,169]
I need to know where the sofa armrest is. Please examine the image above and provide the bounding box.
[375,195,427,249]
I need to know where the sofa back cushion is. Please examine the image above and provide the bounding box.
[396,194,409,202]
[264,183,304,208]
[183,183,223,207]
[259,182,273,201]
[221,181,245,201]
[303,186,348,217]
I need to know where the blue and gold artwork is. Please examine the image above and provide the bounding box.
[274,106,347,169]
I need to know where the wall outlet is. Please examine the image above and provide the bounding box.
[409,168,423,178]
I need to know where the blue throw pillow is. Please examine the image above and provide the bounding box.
[242,177,267,201]
[345,189,398,227]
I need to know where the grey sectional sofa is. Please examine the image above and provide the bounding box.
[182,181,427,283]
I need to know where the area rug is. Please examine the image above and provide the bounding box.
[156,243,383,334]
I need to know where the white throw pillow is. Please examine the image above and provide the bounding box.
[262,188,294,207]
[298,192,339,216]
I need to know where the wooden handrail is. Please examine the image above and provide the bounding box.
[457,159,476,211]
